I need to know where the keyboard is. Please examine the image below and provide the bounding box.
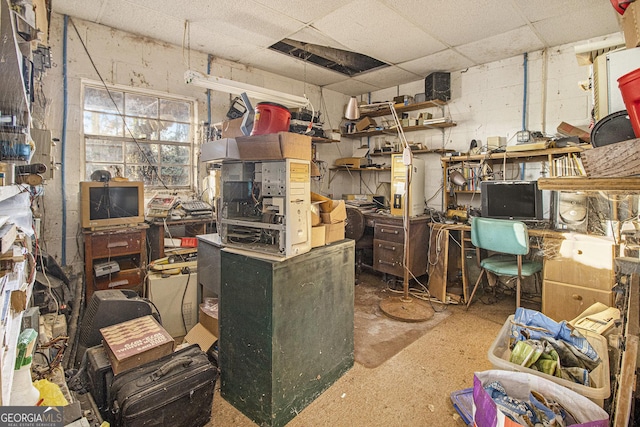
[181,200,213,214]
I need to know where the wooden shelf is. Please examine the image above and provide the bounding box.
[329,166,391,172]
[342,122,456,139]
[370,148,456,157]
[359,100,447,118]
[538,176,640,192]
[441,146,588,162]
[311,136,340,144]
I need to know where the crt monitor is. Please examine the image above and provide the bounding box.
[480,180,543,220]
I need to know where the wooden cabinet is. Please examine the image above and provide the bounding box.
[370,214,429,279]
[542,235,618,321]
[83,225,148,303]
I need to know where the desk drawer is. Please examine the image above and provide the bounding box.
[373,238,404,276]
[90,231,144,258]
[374,224,404,244]
[543,237,616,290]
[542,280,613,322]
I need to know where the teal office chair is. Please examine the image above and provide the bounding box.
[466,217,543,309]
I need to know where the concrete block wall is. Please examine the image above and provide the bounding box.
[37,14,348,271]
[35,11,617,270]
[336,35,615,213]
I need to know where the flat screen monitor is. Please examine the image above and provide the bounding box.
[480,180,543,220]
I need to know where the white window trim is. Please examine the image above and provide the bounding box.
[80,79,199,191]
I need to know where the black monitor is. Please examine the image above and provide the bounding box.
[480,180,543,220]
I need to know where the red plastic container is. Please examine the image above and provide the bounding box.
[250,102,291,136]
[618,67,640,138]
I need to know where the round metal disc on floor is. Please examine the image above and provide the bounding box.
[379,296,434,322]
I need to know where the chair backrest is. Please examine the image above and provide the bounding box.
[470,217,530,255]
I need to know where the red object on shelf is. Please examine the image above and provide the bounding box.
[251,102,291,136]
[181,237,198,248]
[618,67,640,137]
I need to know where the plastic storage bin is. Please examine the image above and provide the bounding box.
[488,315,610,407]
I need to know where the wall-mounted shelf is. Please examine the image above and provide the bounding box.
[312,136,340,144]
[370,148,456,157]
[358,100,447,118]
[328,166,390,186]
[341,122,456,139]
[441,146,591,209]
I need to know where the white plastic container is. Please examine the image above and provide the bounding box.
[487,315,610,407]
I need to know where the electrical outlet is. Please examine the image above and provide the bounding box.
[516,130,531,143]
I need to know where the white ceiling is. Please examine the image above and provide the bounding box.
[52,0,623,96]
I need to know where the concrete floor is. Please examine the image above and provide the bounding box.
[207,271,519,427]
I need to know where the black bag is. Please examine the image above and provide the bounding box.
[108,344,218,427]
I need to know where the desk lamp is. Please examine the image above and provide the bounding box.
[344,98,433,322]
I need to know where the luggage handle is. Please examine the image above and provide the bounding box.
[152,357,193,380]
[135,357,194,387]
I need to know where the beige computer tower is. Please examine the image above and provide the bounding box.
[147,272,198,338]
[390,154,425,217]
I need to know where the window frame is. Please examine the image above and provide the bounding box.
[81,79,199,191]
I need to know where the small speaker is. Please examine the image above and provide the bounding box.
[552,191,588,233]
[424,72,451,102]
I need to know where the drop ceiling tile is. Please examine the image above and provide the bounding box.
[324,79,380,97]
[513,0,616,23]
[287,27,350,51]
[456,26,545,65]
[351,66,421,89]
[240,49,348,87]
[188,24,264,62]
[251,0,349,24]
[382,0,526,47]
[312,0,445,64]
[532,6,621,47]
[399,50,475,76]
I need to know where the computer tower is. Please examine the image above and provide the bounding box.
[424,72,451,102]
[391,154,425,217]
[552,192,589,233]
[147,271,198,338]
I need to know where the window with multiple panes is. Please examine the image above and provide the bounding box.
[82,85,194,188]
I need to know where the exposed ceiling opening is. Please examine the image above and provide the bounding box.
[269,38,389,77]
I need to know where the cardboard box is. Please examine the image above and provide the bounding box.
[557,121,591,143]
[100,315,174,375]
[355,117,376,132]
[199,302,219,336]
[311,225,326,248]
[183,323,217,352]
[311,192,333,212]
[325,222,345,244]
[221,117,245,138]
[311,201,322,226]
[200,138,240,161]
[334,147,369,168]
[334,157,368,167]
[623,2,640,49]
[236,132,311,161]
[320,200,347,224]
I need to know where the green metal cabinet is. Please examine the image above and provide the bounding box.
[219,240,355,427]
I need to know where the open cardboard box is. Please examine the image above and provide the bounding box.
[236,132,311,161]
[200,138,240,161]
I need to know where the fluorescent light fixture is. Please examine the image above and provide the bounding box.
[185,70,309,108]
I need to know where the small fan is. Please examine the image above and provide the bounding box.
[558,193,588,224]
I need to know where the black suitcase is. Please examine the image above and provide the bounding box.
[108,344,218,427]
